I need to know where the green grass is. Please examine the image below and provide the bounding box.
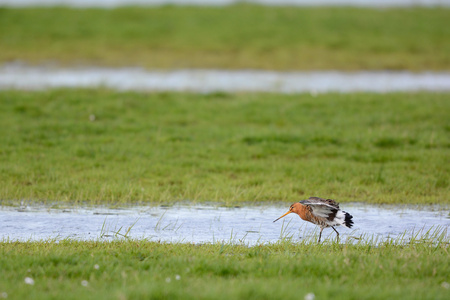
[0,237,449,300]
[0,90,449,205]
[0,5,449,70]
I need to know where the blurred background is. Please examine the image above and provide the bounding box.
[1,0,449,72]
[0,0,449,205]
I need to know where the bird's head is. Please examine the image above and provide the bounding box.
[273,203,301,223]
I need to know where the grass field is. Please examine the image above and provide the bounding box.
[1,4,449,300]
[0,90,448,206]
[0,5,449,70]
[0,237,449,300]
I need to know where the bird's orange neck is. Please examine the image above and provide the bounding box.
[291,203,309,222]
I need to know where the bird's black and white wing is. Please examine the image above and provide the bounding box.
[300,197,339,221]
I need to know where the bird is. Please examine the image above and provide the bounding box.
[273,196,354,243]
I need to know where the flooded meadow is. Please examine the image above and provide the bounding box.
[2,204,448,244]
[2,65,450,93]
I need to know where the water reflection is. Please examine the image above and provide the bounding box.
[1,204,448,244]
[1,66,450,93]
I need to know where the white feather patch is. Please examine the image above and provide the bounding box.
[308,203,337,218]
[335,210,346,226]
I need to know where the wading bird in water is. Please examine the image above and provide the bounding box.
[273,197,354,243]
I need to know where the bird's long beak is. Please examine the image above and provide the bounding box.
[273,211,292,223]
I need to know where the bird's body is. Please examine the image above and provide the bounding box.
[273,197,354,243]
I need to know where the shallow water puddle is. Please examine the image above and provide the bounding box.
[1,66,450,93]
[1,204,448,244]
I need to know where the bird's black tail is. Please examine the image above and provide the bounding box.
[344,212,354,228]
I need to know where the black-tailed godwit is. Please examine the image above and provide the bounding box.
[273,197,354,243]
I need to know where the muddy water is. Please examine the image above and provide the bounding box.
[1,66,450,93]
[1,204,448,244]
[1,0,449,8]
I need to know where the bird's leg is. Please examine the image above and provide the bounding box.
[331,226,339,242]
[318,227,324,243]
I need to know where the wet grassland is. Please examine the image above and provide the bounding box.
[1,5,449,299]
[0,5,449,71]
[1,90,448,206]
[0,237,449,300]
